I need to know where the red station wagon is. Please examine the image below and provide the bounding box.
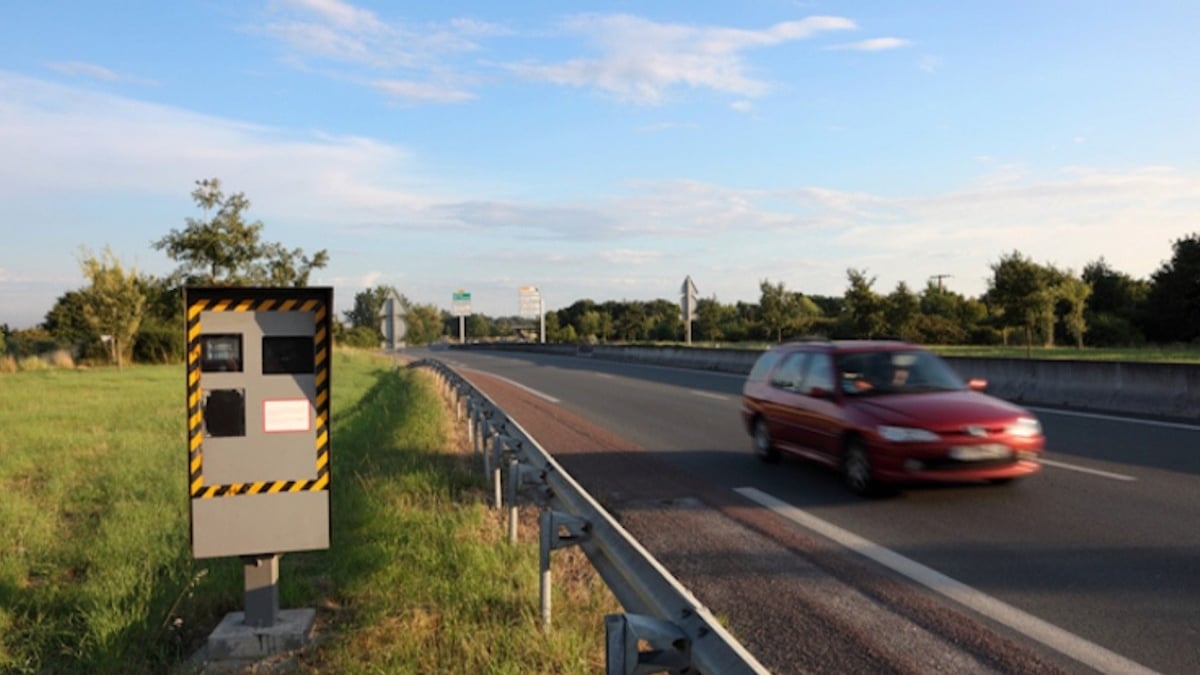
[741,340,1044,495]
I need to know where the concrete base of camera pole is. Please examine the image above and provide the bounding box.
[203,608,316,662]
[194,554,316,666]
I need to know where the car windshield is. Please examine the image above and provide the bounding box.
[836,349,965,396]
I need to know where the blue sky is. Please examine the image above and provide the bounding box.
[3,1,1199,328]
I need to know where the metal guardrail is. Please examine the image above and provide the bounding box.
[414,359,771,675]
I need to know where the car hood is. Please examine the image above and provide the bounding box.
[852,390,1030,428]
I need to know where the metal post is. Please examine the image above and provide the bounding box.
[539,510,553,630]
[467,404,475,451]
[538,511,590,631]
[508,459,519,544]
[483,430,493,482]
[492,433,504,510]
[242,554,280,628]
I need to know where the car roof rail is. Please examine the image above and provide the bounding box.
[785,334,831,344]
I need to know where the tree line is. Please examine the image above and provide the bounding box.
[341,242,1200,351]
[5,178,1200,366]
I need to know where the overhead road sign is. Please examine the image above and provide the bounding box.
[452,290,472,317]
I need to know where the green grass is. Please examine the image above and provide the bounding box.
[682,340,1200,363]
[928,344,1200,362]
[0,351,615,674]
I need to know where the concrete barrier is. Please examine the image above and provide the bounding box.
[455,343,1200,421]
[945,357,1200,420]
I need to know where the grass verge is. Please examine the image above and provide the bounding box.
[0,350,617,674]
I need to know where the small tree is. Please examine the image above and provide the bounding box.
[78,247,146,368]
[404,304,444,345]
[154,178,328,286]
[344,286,402,344]
[1143,233,1200,343]
[884,281,921,340]
[758,279,795,342]
[1058,274,1092,348]
[842,269,886,338]
[465,314,490,340]
[1082,258,1148,346]
[988,251,1056,353]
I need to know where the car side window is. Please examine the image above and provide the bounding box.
[838,353,874,394]
[801,353,834,396]
[747,351,782,382]
[769,352,809,391]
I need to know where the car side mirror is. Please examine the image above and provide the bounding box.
[967,378,988,391]
[809,386,831,399]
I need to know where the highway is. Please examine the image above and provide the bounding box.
[423,347,1199,674]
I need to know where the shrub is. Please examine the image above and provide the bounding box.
[5,327,58,359]
[47,349,75,368]
[18,355,48,371]
[340,325,381,349]
[1085,313,1145,347]
[968,325,1005,346]
[134,321,184,364]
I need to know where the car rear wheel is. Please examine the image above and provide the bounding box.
[753,418,780,463]
[843,438,875,495]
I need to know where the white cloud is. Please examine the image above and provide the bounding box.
[371,79,475,103]
[0,71,435,214]
[44,61,155,85]
[506,14,856,104]
[262,0,506,101]
[634,121,700,133]
[281,0,386,33]
[46,61,120,81]
[826,37,912,52]
[598,249,662,265]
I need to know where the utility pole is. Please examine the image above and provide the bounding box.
[930,274,953,291]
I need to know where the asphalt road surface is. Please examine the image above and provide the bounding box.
[418,347,1199,674]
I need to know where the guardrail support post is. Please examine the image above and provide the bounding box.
[507,459,520,543]
[491,434,506,510]
[509,464,546,544]
[539,510,590,630]
[605,613,690,675]
[482,429,494,483]
[466,401,475,451]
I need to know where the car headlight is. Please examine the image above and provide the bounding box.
[1008,417,1042,438]
[877,425,939,442]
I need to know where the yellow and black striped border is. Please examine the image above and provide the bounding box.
[185,288,331,499]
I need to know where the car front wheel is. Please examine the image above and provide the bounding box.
[843,439,875,495]
[753,418,780,463]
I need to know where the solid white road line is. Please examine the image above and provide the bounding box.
[464,370,562,404]
[1040,459,1137,481]
[735,486,1159,675]
[1029,406,1200,432]
[690,390,731,401]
